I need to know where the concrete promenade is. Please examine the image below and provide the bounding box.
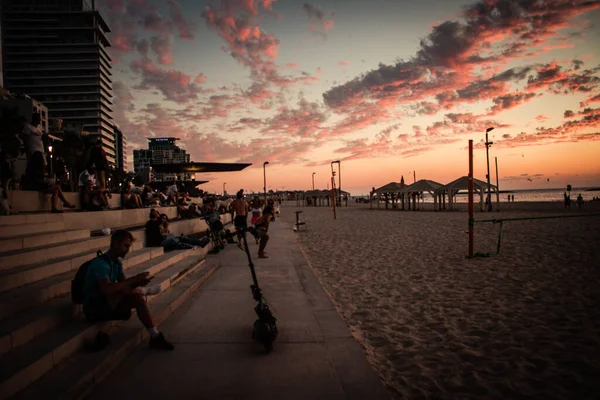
[88,216,391,399]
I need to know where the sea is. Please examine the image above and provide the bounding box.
[361,188,600,203]
[452,188,599,203]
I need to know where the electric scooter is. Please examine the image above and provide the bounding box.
[238,228,278,352]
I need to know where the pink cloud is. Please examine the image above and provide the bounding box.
[319,0,600,153]
[201,1,327,90]
[130,57,207,103]
[98,0,196,63]
[173,94,245,121]
[201,2,280,79]
[261,97,329,138]
[488,92,538,115]
[241,82,281,108]
[193,73,207,85]
[490,107,600,148]
[150,35,173,65]
[302,3,335,40]
[167,0,195,40]
[584,93,600,105]
[324,0,600,112]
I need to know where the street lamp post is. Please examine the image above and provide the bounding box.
[485,127,494,212]
[312,172,316,190]
[263,161,269,204]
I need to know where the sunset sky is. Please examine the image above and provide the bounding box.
[100,0,600,195]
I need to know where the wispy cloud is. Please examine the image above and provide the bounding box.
[302,3,335,40]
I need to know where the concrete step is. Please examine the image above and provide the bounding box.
[0,236,110,273]
[0,296,73,358]
[0,246,161,322]
[0,213,64,226]
[10,258,220,400]
[0,221,65,238]
[0,240,147,294]
[0,249,185,356]
[0,255,219,400]
[0,229,90,254]
[0,206,177,232]
[0,230,145,272]
[4,190,122,213]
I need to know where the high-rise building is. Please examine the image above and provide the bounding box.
[0,0,116,165]
[133,138,191,182]
[113,124,127,172]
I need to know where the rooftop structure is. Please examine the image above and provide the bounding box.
[133,137,191,181]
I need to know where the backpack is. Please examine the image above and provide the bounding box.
[71,250,103,304]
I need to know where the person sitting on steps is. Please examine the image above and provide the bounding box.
[82,229,174,350]
[21,151,76,213]
[145,209,208,250]
[159,213,209,249]
[78,163,110,211]
[121,185,143,209]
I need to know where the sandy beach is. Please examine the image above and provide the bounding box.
[278,201,600,399]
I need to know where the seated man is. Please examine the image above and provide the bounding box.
[82,229,174,350]
[141,185,159,206]
[145,209,208,249]
[78,164,110,211]
[81,179,109,211]
[121,185,143,209]
[177,197,199,219]
[21,151,76,213]
[159,213,209,249]
[166,183,179,205]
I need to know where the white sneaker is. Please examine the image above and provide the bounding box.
[138,284,161,296]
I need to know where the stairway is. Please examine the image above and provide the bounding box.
[0,209,226,399]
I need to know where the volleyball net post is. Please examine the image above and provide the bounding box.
[468,140,474,258]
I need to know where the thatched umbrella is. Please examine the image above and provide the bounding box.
[440,176,497,211]
[372,178,409,209]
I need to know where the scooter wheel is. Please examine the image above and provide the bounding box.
[252,319,277,353]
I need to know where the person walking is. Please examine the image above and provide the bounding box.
[21,113,45,162]
[231,190,249,249]
[250,196,263,244]
[254,205,274,259]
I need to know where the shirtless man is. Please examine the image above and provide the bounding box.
[231,190,249,248]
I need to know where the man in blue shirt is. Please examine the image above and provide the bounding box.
[83,229,174,350]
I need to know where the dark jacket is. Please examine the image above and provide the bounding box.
[145,219,164,247]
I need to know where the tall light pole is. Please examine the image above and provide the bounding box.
[263,161,269,204]
[312,172,316,190]
[332,160,341,205]
[485,127,494,212]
